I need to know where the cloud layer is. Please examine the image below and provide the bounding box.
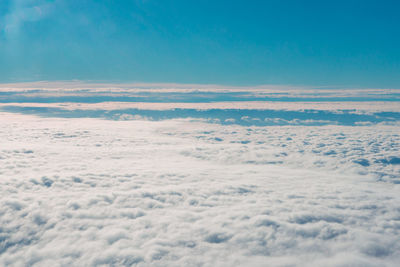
[1,112,399,266]
[2,105,400,127]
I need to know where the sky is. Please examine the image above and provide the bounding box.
[0,0,399,87]
[1,2,400,265]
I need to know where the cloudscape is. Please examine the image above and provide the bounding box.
[1,1,400,266]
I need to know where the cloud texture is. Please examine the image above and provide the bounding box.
[1,112,400,266]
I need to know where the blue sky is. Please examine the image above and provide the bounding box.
[0,0,399,87]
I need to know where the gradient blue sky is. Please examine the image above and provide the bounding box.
[0,0,399,87]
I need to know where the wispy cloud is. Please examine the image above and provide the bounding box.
[2,0,55,39]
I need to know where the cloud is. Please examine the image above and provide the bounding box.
[2,0,55,39]
[1,82,400,116]
[2,104,400,127]
[0,112,399,266]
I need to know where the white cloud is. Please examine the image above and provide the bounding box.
[0,112,399,266]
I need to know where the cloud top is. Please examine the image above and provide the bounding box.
[0,113,399,266]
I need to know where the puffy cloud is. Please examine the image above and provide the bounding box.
[0,112,399,266]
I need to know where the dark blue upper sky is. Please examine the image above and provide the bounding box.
[1,0,399,87]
